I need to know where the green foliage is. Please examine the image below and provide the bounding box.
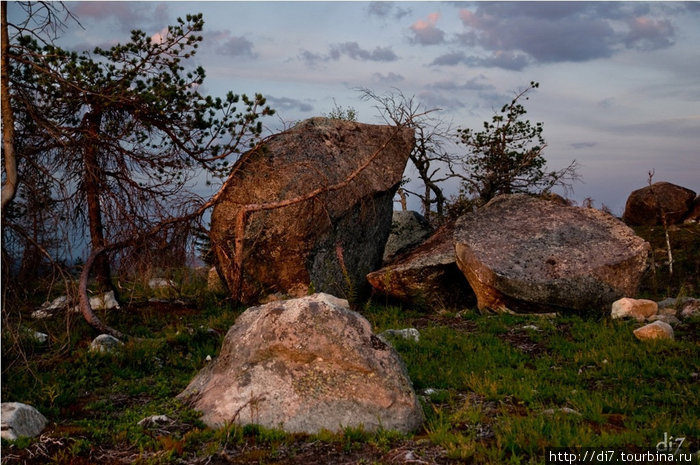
[457,82,578,204]
[324,100,358,121]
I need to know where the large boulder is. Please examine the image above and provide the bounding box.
[211,118,414,304]
[454,194,650,314]
[367,222,475,309]
[178,293,424,434]
[1,402,48,440]
[382,211,434,263]
[623,182,696,226]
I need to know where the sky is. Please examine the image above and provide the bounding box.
[8,1,700,215]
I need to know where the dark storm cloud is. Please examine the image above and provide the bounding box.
[300,42,398,66]
[451,2,679,69]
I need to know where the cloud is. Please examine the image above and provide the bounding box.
[300,42,398,66]
[329,42,398,62]
[266,96,314,113]
[367,2,411,20]
[427,76,494,92]
[410,12,445,45]
[72,2,169,32]
[624,17,675,50]
[452,3,679,69]
[430,50,530,71]
[372,72,405,84]
[207,31,256,58]
[417,91,467,111]
[571,142,598,150]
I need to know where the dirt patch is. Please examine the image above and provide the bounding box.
[498,327,549,356]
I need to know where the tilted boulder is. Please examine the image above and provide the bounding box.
[178,293,424,434]
[368,222,475,309]
[623,182,696,226]
[454,194,650,314]
[383,211,434,263]
[211,118,413,303]
[633,320,674,341]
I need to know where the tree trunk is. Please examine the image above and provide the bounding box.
[82,110,112,289]
[1,2,18,212]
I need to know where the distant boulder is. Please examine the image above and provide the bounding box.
[454,194,650,314]
[685,196,700,223]
[211,118,413,303]
[623,182,696,226]
[368,222,475,309]
[178,293,424,434]
[382,211,434,263]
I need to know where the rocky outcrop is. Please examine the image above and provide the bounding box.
[1,403,48,440]
[454,194,650,314]
[211,118,413,304]
[383,211,434,263]
[367,223,475,309]
[623,182,696,226]
[178,293,424,434]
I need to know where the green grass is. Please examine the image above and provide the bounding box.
[2,271,699,464]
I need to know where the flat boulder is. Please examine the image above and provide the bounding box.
[454,194,650,314]
[623,182,696,226]
[178,293,424,433]
[211,118,413,303]
[367,222,475,309]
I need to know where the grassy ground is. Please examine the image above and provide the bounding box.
[1,224,699,464]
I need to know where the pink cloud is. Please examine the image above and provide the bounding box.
[410,12,445,45]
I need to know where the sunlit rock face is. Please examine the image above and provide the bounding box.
[454,194,650,314]
[211,117,413,304]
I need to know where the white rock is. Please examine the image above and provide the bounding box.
[521,324,540,331]
[24,328,48,344]
[137,415,172,427]
[380,328,420,343]
[0,402,48,440]
[633,321,674,341]
[32,296,69,319]
[611,298,658,322]
[542,407,581,416]
[178,293,424,434]
[148,278,174,289]
[71,291,120,314]
[89,334,123,353]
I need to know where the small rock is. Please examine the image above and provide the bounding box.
[542,407,581,416]
[680,300,699,319]
[205,355,212,362]
[1,402,48,440]
[72,291,120,314]
[648,314,681,326]
[89,334,123,353]
[32,296,70,319]
[24,328,48,344]
[521,325,540,331]
[380,328,420,343]
[148,278,174,289]
[137,415,172,427]
[419,388,442,396]
[658,307,678,317]
[633,321,674,341]
[611,298,658,322]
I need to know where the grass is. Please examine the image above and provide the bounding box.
[2,224,699,464]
